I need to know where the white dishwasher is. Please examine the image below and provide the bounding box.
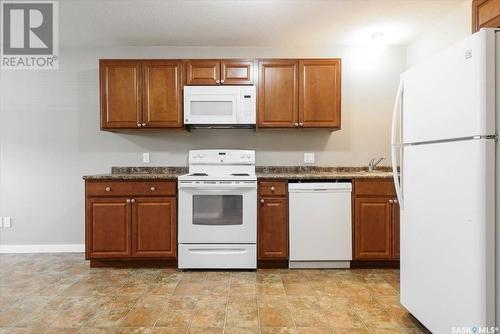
[289,182,352,269]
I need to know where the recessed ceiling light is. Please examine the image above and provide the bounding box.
[371,32,384,39]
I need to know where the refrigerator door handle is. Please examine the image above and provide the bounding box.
[391,80,404,209]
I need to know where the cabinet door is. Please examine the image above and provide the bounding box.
[100,60,141,129]
[299,59,341,128]
[86,197,131,258]
[221,59,253,85]
[132,197,177,258]
[392,200,400,259]
[186,60,220,85]
[258,60,298,128]
[472,0,500,32]
[258,197,288,259]
[142,61,184,128]
[354,197,392,259]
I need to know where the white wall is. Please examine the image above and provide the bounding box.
[406,1,471,68]
[0,44,406,246]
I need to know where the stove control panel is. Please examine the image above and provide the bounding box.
[189,149,255,165]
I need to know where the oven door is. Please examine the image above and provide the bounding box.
[183,86,239,125]
[178,181,257,244]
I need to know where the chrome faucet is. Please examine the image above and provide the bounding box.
[368,157,385,172]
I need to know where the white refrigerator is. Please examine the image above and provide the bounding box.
[392,28,498,334]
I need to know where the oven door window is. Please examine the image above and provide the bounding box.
[193,195,243,225]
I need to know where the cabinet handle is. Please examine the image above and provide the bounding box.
[105,187,111,192]
[299,122,304,127]
[295,123,299,127]
[394,199,398,204]
[216,80,220,84]
[131,198,136,203]
[389,199,394,203]
[150,186,156,192]
[142,123,146,127]
[137,123,142,127]
[260,199,265,204]
[126,199,131,203]
[220,80,225,84]
[270,186,275,192]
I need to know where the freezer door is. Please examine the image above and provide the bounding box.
[400,139,495,333]
[400,29,495,144]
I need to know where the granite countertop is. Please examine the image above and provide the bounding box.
[83,167,188,180]
[256,166,394,179]
[83,166,394,180]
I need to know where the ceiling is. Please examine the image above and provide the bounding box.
[60,0,468,47]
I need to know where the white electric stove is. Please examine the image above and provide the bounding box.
[177,150,257,269]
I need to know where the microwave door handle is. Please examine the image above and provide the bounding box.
[234,95,240,124]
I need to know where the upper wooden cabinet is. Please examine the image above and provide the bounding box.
[299,59,341,128]
[186,59,254,85]
[221,59,254,85]
[186,60,220,85]
[142,60,184,128]
[100,60,141,129]
[100,58,341,130]
[257,59,341,129]
[472,0,500,32]
[100,59,184,130]
[258,60,299,128]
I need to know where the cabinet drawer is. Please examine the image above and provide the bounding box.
[354,180,395,197]
[258,180,287,196]
[86,181,176,196]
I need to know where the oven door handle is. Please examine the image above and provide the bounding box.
[179,184,256,191]
[180,188,255,196]
[187,248,248,255]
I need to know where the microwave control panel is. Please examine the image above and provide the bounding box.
[239,86,256,124]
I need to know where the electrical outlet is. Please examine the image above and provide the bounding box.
[143,152,150,163]
[304,152,315,164]
[3,217,11,228]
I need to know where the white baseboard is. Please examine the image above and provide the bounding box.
[0,244,85,254]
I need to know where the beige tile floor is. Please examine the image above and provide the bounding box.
[0,254,430,334]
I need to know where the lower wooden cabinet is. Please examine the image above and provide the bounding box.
[353,180,400,261]
[258,180,289,260]
[132,197,177,258]
[87,197,131,258]
[85,181,177,260]
[354,197,393,259]
[393,203,400,259]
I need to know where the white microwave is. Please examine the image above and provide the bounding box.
[183,86,256,127]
